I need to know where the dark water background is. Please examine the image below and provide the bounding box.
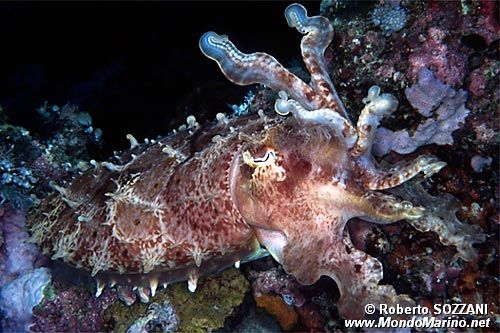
[0,1,320,153]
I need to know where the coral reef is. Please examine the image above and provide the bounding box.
[0,208,51,332]
[470,155,492,172]
[373,67,470,156]
[249,267,305,307]
[125,300,178,333]
[31,281,117,332]
[370,2,407,36]
[0,268,51,332]
[254,294,298,331]
[105,268,247,333]
[167,268,248,333]
[0,209,39,286]
[408,26,467,87]
[0,102,104,331]
[0,103,102,210]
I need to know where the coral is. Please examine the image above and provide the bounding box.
[0,267,51,332]
[248,267,305,307]
[36,102,103,153]
[461,0,500,45]
[126,300,178,333]
[404,67,454,117]
[105,292,150,333]
[0,102,103,210]
[109,268,250,333]
[229,306,282,332]
[254,294,298,331]
[31,281,117,332]
[470,155,492,172]
[162,268,247,332]
[468,66,488,97]
[0,207,51,332]
[294,301,325,332]
[229,90,255,116]
[0,124,40,210]
[373,68,470,156]
[0,209,40,286]
[371,3,407,36]
[408,26,467,86]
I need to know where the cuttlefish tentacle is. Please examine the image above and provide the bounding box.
[199,31,324,110]
[284,3,348,118]
[274,91,357,148]
[362,155,447,190]
[351,86,398,158]
[356,190,426,223]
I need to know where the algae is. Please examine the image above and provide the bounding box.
[106,268,249,332]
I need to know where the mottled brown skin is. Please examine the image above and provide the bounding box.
[29,114,275,288]
[230,117,424,318]
[28,110,428,317]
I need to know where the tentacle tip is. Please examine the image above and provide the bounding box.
[274,91,292,116]
[373,93,398,115]
[422,161,447,178]
[365,85,381,102]
[284,3,308,31]
[199,31,226,60]
[363,86,398,115]
[404,206,426,220]
[274,99,291,116]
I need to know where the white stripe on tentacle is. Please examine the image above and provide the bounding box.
[275,91,357,148]
[199,31,324,110]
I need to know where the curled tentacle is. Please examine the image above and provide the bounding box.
[199,31,323,110]
[285,3,349,119]
[351,86,398,158]
[275,91,357,148]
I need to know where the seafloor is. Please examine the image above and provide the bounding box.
[0,1,498,332]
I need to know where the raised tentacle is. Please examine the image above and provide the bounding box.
[274,91,357,148]
[285,3,349,119]
[351,86,398,158]
[199,32,324,110]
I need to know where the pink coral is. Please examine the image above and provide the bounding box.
[31,283,117,332]
[408,27,467,86]
[249,267,305,307]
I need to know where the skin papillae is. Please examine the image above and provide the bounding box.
[29,3,454,319]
